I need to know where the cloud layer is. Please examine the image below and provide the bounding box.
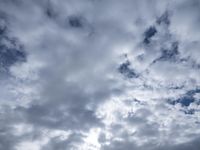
[0,0,200,150]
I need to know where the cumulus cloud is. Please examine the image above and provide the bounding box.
[0,0,200,150]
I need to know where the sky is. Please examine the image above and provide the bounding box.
[0,0,200,150]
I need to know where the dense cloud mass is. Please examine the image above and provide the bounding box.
[0,0,200,150]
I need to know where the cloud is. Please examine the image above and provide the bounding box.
[0,0,200,149]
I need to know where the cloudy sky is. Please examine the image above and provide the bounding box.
[0,0,200,149]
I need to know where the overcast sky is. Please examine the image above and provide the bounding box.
[0,0,200,150]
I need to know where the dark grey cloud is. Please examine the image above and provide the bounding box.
[68,16,84,28]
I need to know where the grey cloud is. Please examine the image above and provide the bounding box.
[156,11,170,26]
[68,16,84,28]
[41,132,84,150]
[16,103,102,131]
[101,137,200,150]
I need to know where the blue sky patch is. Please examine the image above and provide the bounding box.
[118,61,138,79]
[168,89,200,107]
[143,26,157,44]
